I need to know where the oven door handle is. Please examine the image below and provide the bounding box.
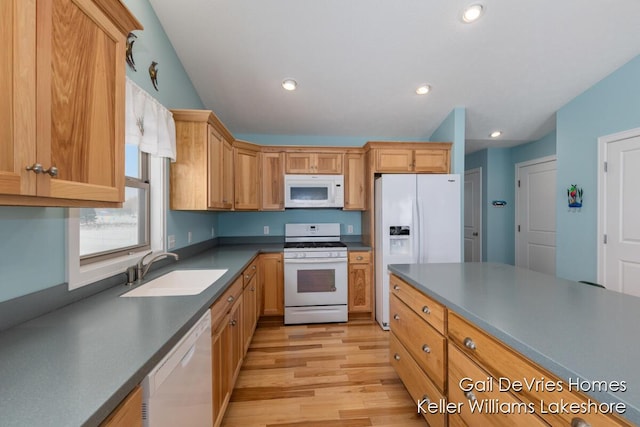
[284,258,347,264]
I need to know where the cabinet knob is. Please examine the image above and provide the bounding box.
[421,394,431,404]
[464,391,477,402]
[571,418,591,427]
[393,285,400,291]
[422,305,430,314]
[252,265,256,270]
[245,274,250,279]
[422,344,431,353]
[25,163,43,174]
[230,319,237,326]
[227,296,234,303]
[463,337,477,350]
[356,256,363,261]
[393,314,400,321]
[393,353,400,361]
[250,287,255,291]
[43,166,58,177]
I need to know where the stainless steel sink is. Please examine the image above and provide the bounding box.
[121,269,228,297]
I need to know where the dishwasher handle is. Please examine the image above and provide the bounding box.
[181,343,196,367]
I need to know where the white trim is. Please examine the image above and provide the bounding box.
[66,158,167,290]
[597,126,640,289]
[464,167,483,262]
[514,155,557,268]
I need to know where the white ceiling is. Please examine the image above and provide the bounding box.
[148,0,640,153]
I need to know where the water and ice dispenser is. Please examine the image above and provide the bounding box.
[389,226,411,255]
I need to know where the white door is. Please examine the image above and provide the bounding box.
[600,132,640,296]
[464,168,482,262]
[516,157,557,275]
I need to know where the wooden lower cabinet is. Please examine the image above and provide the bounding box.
[260,253,284,316]
[242,273,258,354]
[348,251,373,318]
[100,386,142,427]
[388,273,635,427]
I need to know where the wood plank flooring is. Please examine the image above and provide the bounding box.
[222,323,427,427]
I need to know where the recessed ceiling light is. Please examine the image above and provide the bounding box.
[282,79,297,91]
[462,4,484,23]
[416,85,431,95]
[490,130,502,138]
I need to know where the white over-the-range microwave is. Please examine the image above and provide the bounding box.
[284,174,344,208]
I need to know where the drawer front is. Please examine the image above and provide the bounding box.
[448,343,549,427]
[211,276,243,329]
[390,294,446,391]
[348,251,370,264]
[242,258,258,286]
[390,332,446,427]
[449,312,633,427]
[390,274,446,334]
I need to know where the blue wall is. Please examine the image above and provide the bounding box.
[465,130,557,264]
[556,55,640,281]
[430,108,466,174]
[0,0,208,302]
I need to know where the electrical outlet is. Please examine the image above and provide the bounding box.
[168,235,176,249]
[347,225,354,234]
[263,226,269,235]
[188,231,192,244]
[211,227,215,237]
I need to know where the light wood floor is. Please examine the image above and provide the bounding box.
[222,322,427,427]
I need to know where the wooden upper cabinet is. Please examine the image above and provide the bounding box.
[0,0,141,207]
[260,152,284,210]
[285,152,343,174]
[233,142,260,210]
[170,110,234,210]
[344,152,365,210]
[370,142,451,173]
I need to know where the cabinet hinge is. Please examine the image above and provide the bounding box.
[517,225,521,232]
[604,234,608,244]
[517,180,521,188]
[604,161,608,173]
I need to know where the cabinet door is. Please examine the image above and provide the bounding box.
[242,274,258,354]
[212,314,229,427]
[228,295,244,387]
[208,126,225,209]
[344,153,365,210]
[413,148,450,173]
[285,152,314,173]
[348,252,372,314]
[260,152,284,210]
[36,0,126,203]
[315,153,343,174]
[234,147,259,210]
[0,0,36,197]
[260,253,284,316]
[375,149,413,172]
[222,139,234,209]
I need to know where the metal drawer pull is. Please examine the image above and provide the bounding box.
[25,163,43,174]
[252,265,256,270]
[571,418,591,427]
[245,274,250,279]
[393,314,400,320]
[394,353,400,361]
[421,394,431,404]
[393,285,400,291]
[356,256,363,260]
[463,337,477,350]
[464,391,477,402]
[422,344,431,353]
[422,305,430,314]
[227,296,234,303]
[43,166,58,177]
[230,319,237,326]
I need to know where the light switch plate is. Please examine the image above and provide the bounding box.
[263,226,269,235]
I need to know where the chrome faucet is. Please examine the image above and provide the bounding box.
[135,251,179,282]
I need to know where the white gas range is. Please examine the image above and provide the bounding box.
[283,223,348,325]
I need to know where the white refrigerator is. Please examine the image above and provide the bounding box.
[375,174,461,330]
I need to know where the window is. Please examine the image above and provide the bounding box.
[79,144,150,264]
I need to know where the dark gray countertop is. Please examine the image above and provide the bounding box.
[0,245,278,427]
[388,262,640,426]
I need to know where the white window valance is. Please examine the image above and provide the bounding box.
[125,77,177,161]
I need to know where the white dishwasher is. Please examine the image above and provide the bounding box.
[142,309,212,427]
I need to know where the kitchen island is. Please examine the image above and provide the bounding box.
[388,262,639,427]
